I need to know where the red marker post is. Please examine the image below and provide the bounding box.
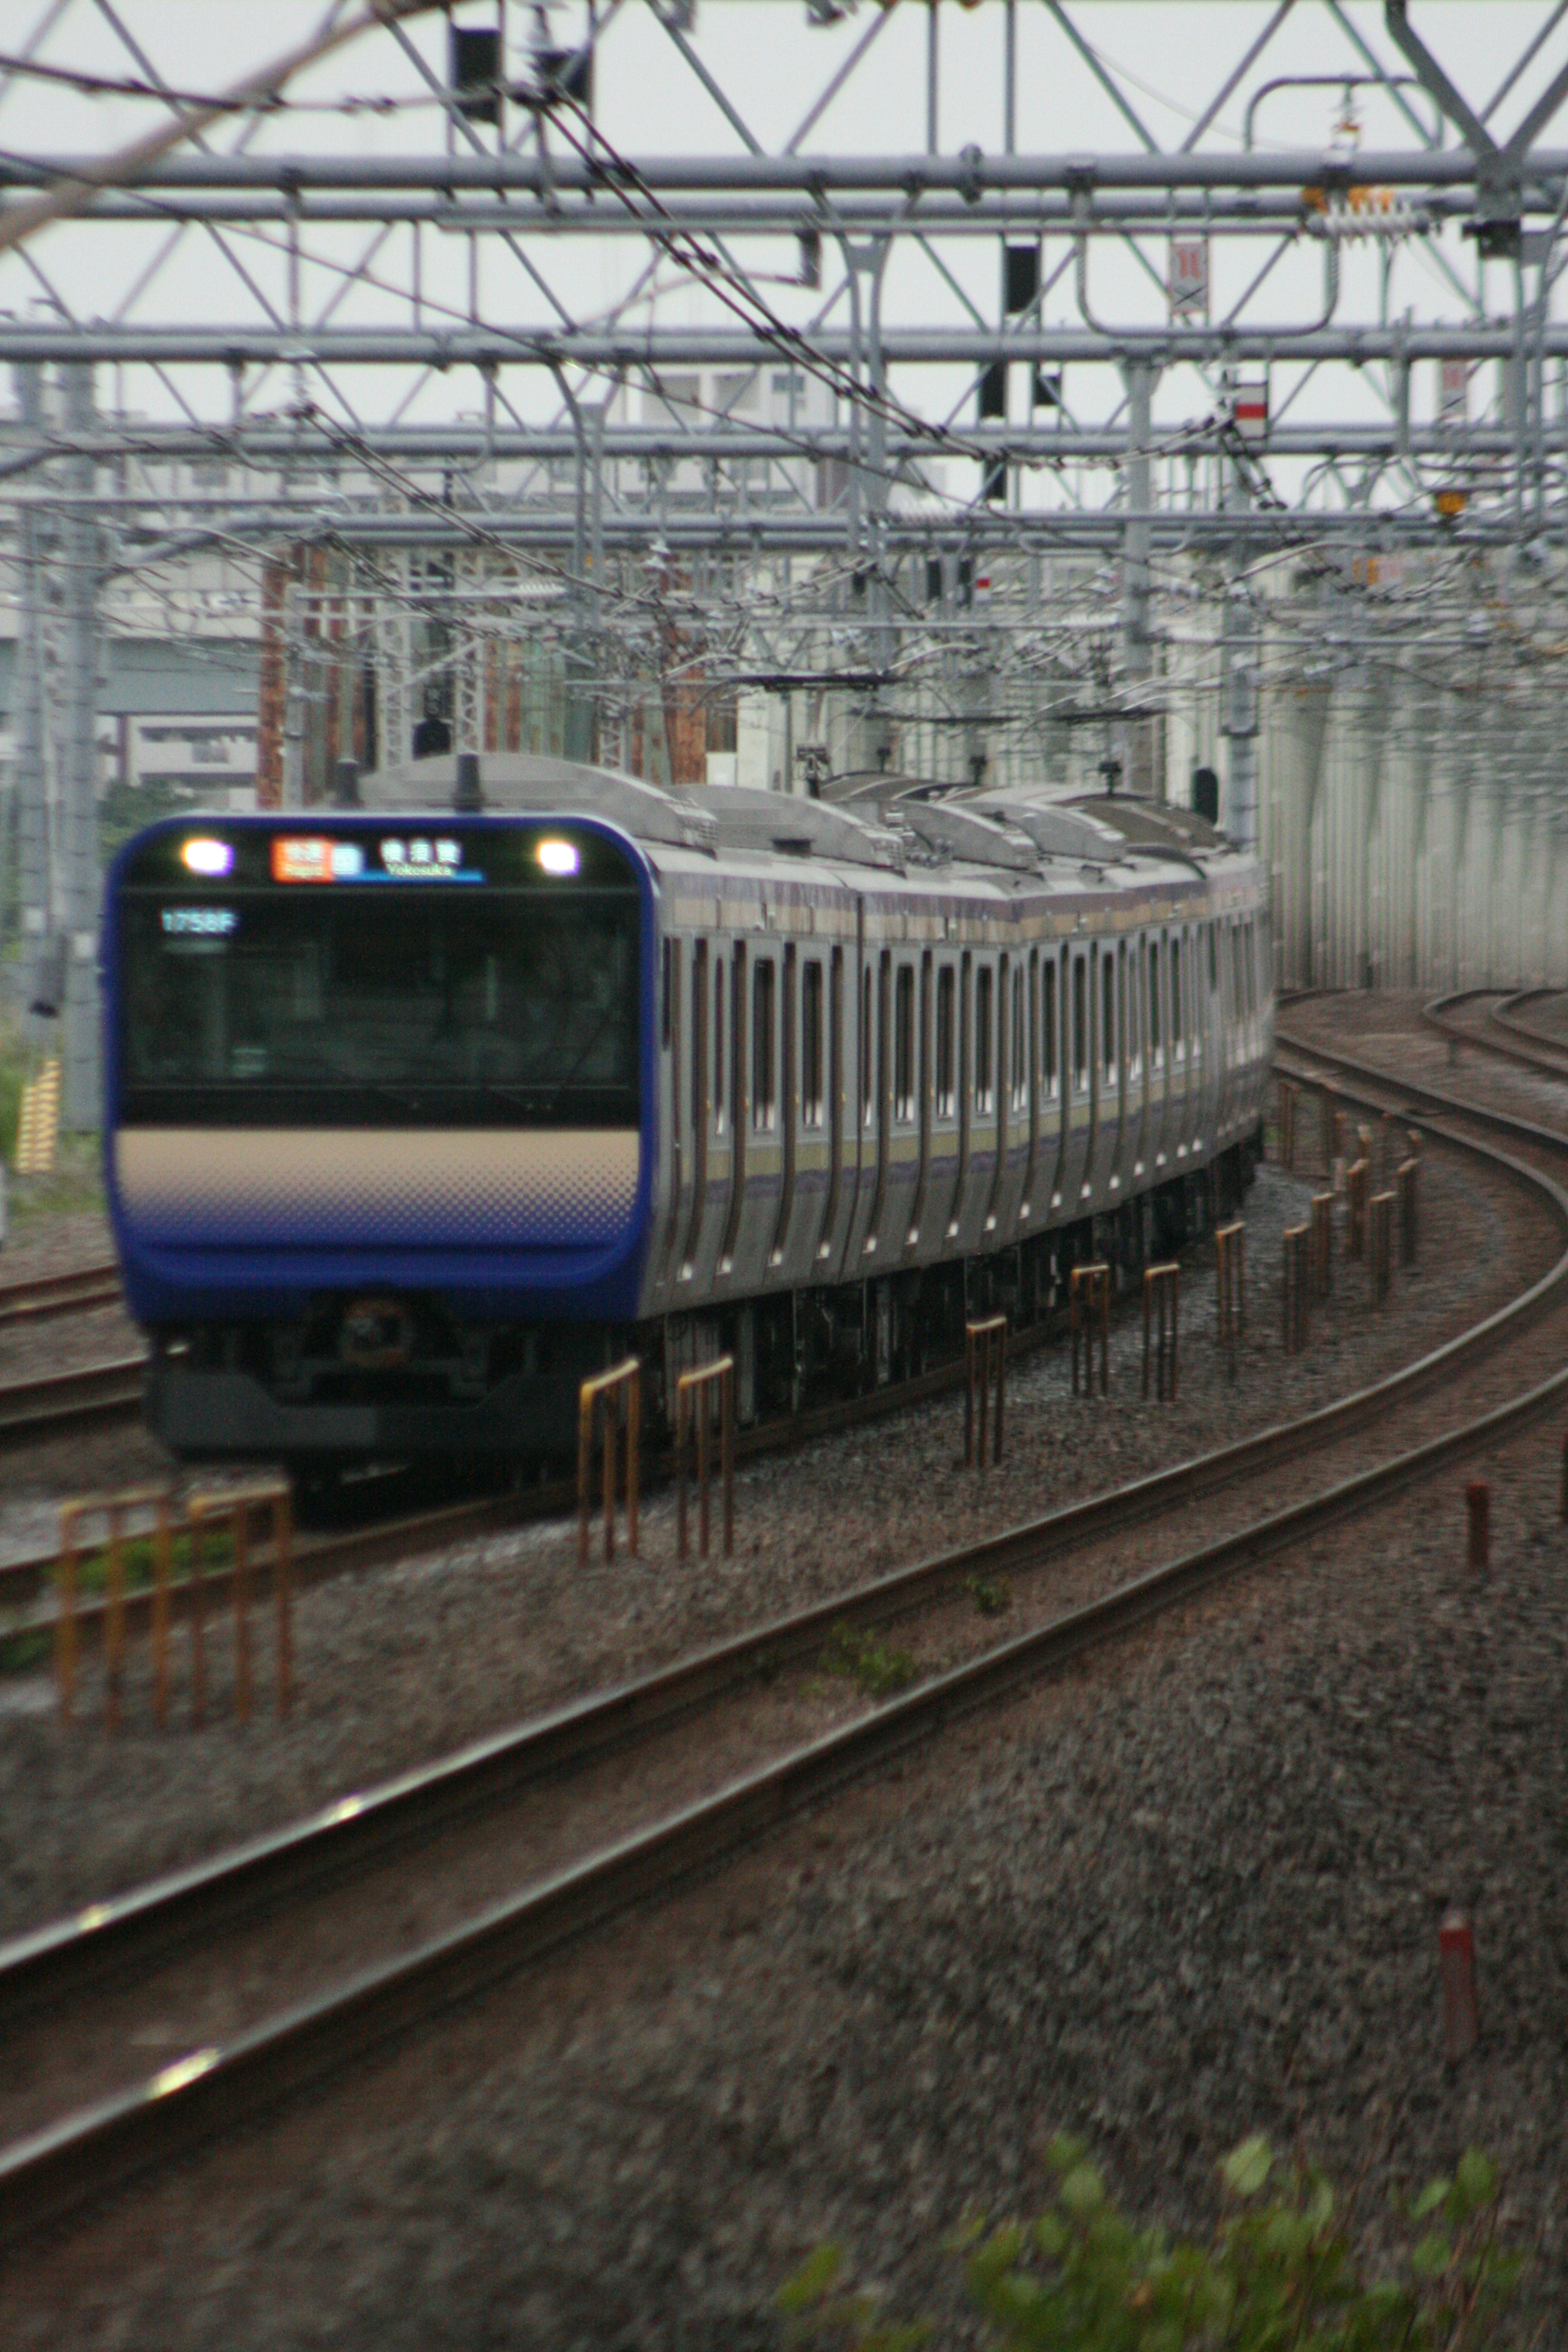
[1439,1908,1479,2063]
[1465,1480,1490,1574]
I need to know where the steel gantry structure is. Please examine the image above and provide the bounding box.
[5,0,1568,1120]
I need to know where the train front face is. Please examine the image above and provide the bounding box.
[106,813,656,1465]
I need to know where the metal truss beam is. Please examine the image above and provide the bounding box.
[98,508,1561,554]
[4,146,1566,196]
[25,192,1468,232]
[2,425,1558,466]
[1,325,1564,365]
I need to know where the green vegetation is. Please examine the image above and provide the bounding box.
[0,1528,235,1675]
[0,1008,106,1217]
[822,1621,919,1699]
[0,1627,50,1674]
[782,2136,1523,2350]
[964,1573,1013,1619]
[58,1525,234,1600]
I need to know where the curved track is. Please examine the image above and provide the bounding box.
[2,1020,1568,2242]
[1425,987,1568,1084]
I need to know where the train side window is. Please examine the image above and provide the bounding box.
[894,965,915,1121]
[1171,940,1184,1062]
[1011,965,1026,1111]
[661,939,672,1045]
[1042,957,1058,1098]
[802,960,824,1127]
[692,942,707,1132]
[861,969,874,1120]
[935,966,956,1116]
[1149,942,1162,1071]
[1072,956,1087,1091]
[714,962,726,1133]
[975,964,995,1114]
[753,960,776,1131]
[1126,944,1140,1082]
[1101,953,1115,1081]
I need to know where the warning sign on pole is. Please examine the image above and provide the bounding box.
[1439,357,1470,428]
[1168,237,1209,321]
[1233,379,1270,441]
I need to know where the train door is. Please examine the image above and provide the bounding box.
[1126,934,1148,1184]
[679,938,709,1283]
[1060,947,1091,1212]
[999,952,1029,1235]
[864,950,894,1253]
[815,944,847,1271]
[927,957,961,1244]
[1109,938,1130,1200]
[1034,946,1068,1218]
[718,942,747,1278]
[907,951,933,1250]
[842,917,881,1266]
[1086,942,1118,1202]
[1202,920,1223,1148]
[958,956,996,1248]
[981,953,1012,1236]
[1021,946,1041,1225]
[1168,930,1191,1162]
[655,938,687,1288]
[768,943,798,1277]
[1214,919,1235,1140]
[742,953,779,1285]
[948,951,973,1245]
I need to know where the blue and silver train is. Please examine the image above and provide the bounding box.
[102,754,1272,1466]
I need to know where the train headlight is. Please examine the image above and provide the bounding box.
[181,837,233,878]
[536,838,579,877]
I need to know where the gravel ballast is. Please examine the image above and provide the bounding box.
[2,1371,1564,2348]
[0,1132,1552,1946]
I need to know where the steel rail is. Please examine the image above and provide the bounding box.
[0,1263,122,1327]
[0,1043,1564,2241]
[0,1356,146,1445]
[1284,1021,1568,1157]
[1423,987,1568,1084]
[1490,989,1568,1066]
[0,1296,1076,1633]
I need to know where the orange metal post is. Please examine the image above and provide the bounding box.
[103,1502,125,1732]
[55,1503,79,1725]
[1070,1262,1110,1398]
[676,1356,735,1561]
[964,1314,1007,1466]
[151,1496,171,1731]
[1141,1264,1179,1401]
[577,1359,642,1566]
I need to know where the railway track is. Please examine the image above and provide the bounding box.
[0,1263,122,1327]
[0,1354,147,1446]
[1425,987,1568,1084]
[0,1232,1236,1650]
[2,1024,1567,2243]
[1492,987,1568,1060]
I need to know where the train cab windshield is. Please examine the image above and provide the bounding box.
[114,823,641,1129]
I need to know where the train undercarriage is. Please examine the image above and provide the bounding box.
[144,1133,1261,1474]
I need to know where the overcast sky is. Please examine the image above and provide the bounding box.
[2,4,1564,455]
